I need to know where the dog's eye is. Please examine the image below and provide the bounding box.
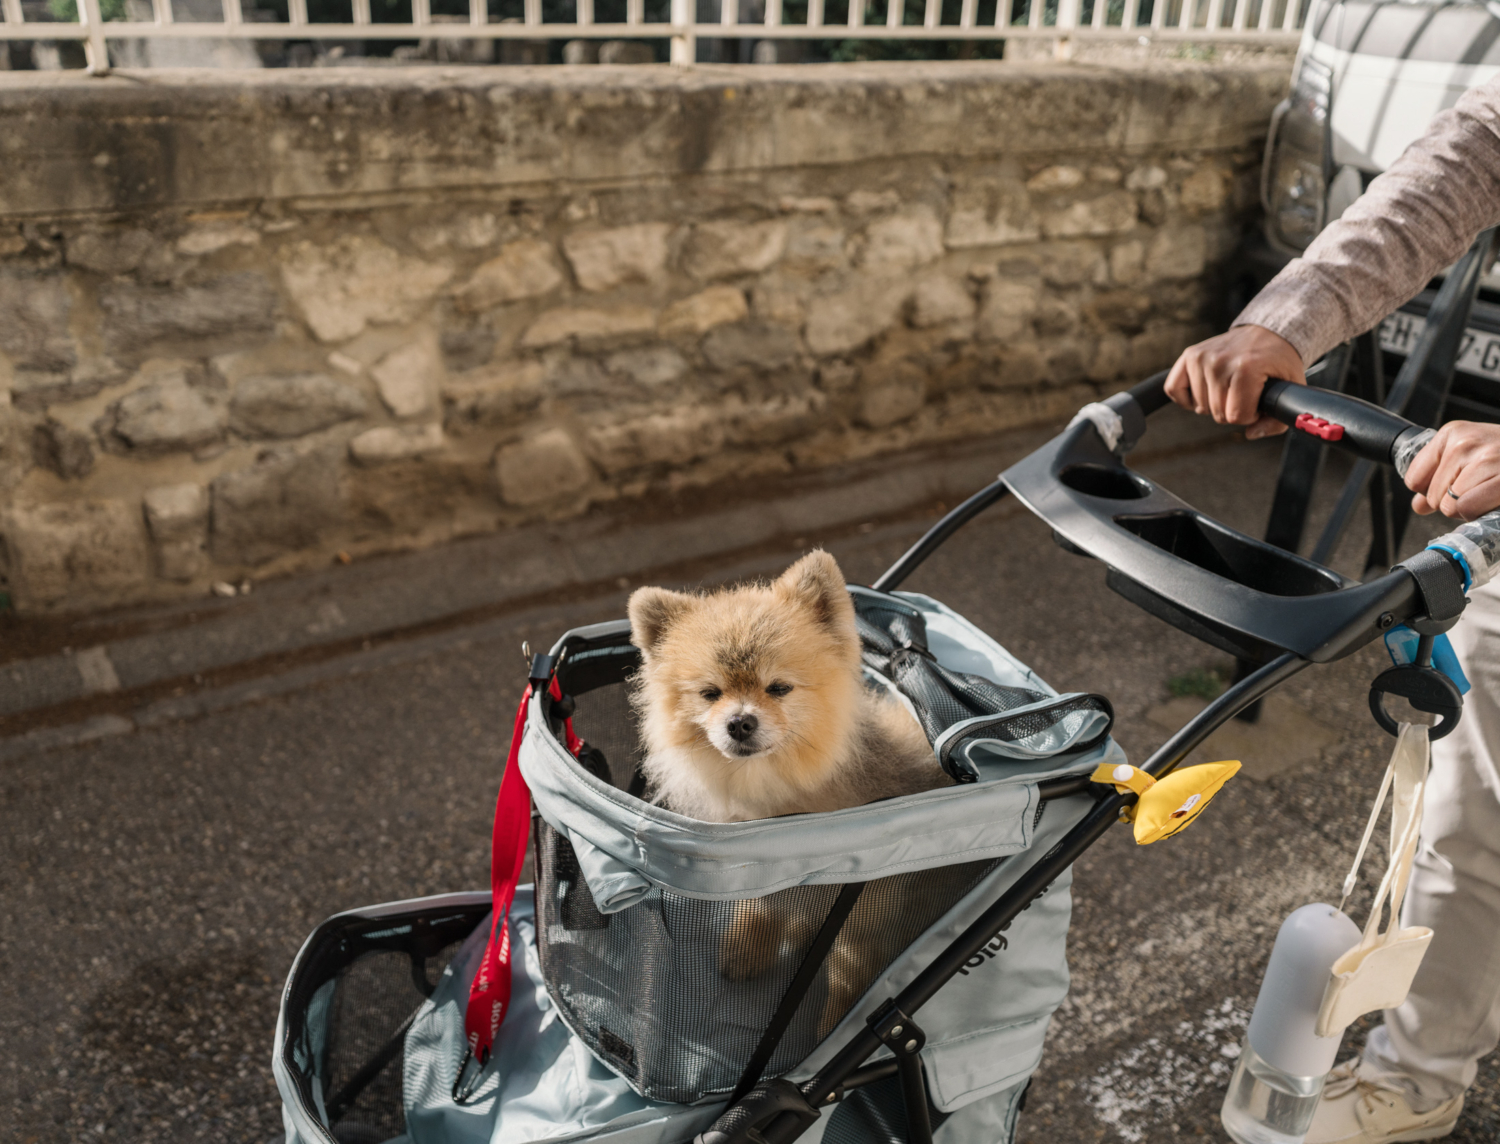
[700,688,722,702]
[766,682,793,697]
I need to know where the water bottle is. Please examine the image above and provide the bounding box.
[1221,903,1361,1144]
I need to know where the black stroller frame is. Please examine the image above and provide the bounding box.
[689,370,1474,1144]
[277,341,1479,1144]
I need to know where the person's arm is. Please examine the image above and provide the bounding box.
[1166,78,1500,437]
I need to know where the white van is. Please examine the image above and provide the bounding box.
[1247,0,1500,412]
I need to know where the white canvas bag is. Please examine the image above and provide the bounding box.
[1316,722,1435,1037]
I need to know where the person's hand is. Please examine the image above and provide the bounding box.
[1164,325,1308,440]
[1404,421,1500,520]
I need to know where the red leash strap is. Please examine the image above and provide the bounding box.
[463,675,579,1066]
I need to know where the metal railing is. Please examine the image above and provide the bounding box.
[0,0,1306,74]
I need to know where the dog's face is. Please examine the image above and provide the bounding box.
[628,551,862,765]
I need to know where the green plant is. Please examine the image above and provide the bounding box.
[1168,665,1228,701]
[48,0,128,19]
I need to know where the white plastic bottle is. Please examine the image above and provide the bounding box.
[1221,903,1362,1144]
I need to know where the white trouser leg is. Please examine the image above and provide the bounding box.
[1363,576,1500,1105]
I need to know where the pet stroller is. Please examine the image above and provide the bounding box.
[274,374,1475,1144]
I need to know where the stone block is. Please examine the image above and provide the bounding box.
[1146,226,1208,281]
[1027,166,1084,192]
[549,357,612,396]
[975,279,1039,342]
[494,428,593,506]
[143,482,208,581]
[0,270,76,372]
[858,380,925,429]
[845,190,901,215]
[454,239,565,311]
[981,342,1046,391]
[563,39,599,63]
[2,499,149,611]
[520,305,656,348]
[229,373,368,439]
[440,329,497,373]
[372,340,440,418]
[702,321,800,372]
[805,282,909,357]
[683,219,788,281]
[102,371,228,453]
[659,286,749,338]
[752,286,806,327]
[780,222,847,276]
[99,272,278,358]
[1040,243,1107,289]
[210,446,343,566]
[176,224,260,256]
[605,346,687,386]
[1125,165,1168,191]
[31,419,95,479]
[910,277,976,328]
[442,359,546,427]
[1179,167,1229,213]
[280,237,452,343]
[1109,239,1145,285]
[349,423,447,466]
[1088,333,1130,382]
[1040,191,1138,239]
[1034,298,1079,337]
[562,223,671,292]
[723,392,826,447]
[1087,289,1153,334]
[860,210,944,271]
[67,228,154,275]
[946,180,1039,249]
[9,359,127,413]
[586,406,725,474]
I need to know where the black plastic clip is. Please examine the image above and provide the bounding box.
[452,1047,486,1105]
[693,1079,820,1144]
[1369,665,1462,740]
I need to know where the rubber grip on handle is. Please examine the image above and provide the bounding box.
[1258,380,1418,465]
[1127,370,1172,416]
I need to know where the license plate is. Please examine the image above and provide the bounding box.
[1378,311,1500,383]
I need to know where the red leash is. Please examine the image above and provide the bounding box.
[463,675,580,1067]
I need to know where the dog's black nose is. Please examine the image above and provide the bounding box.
[727,713,758,742]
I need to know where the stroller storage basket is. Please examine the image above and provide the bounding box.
[522,590,1115,1106]
[273,893,491,1144]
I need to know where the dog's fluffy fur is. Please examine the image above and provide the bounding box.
[627,551,950,1036]
[627,550,948,823]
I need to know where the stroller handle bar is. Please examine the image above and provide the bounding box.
[1128,371,1430,469]
[988,372,1471,665]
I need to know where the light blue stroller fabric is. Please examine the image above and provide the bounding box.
[276,591,1119,1144]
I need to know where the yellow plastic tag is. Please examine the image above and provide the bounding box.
[1091,760,1242,844]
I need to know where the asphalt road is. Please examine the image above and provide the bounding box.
[3,431,1497,1144]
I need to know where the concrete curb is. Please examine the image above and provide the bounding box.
[0,410,1232,735]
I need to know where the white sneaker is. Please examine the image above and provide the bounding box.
[1306,1059,1464,1144]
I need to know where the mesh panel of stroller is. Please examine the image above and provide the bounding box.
[537,820,1001,1102]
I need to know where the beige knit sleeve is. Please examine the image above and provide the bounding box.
[1234,77,1500,364]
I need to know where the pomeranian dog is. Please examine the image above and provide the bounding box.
[626,549,947,823]
[627,550,950,1037]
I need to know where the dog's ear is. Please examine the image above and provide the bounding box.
[774,550,854,631]
[629,586,695,654]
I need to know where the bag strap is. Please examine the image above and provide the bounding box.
[1338,722,1430,946]
[462,676,580,1071]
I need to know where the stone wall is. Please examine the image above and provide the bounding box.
[0,61,1288,614]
